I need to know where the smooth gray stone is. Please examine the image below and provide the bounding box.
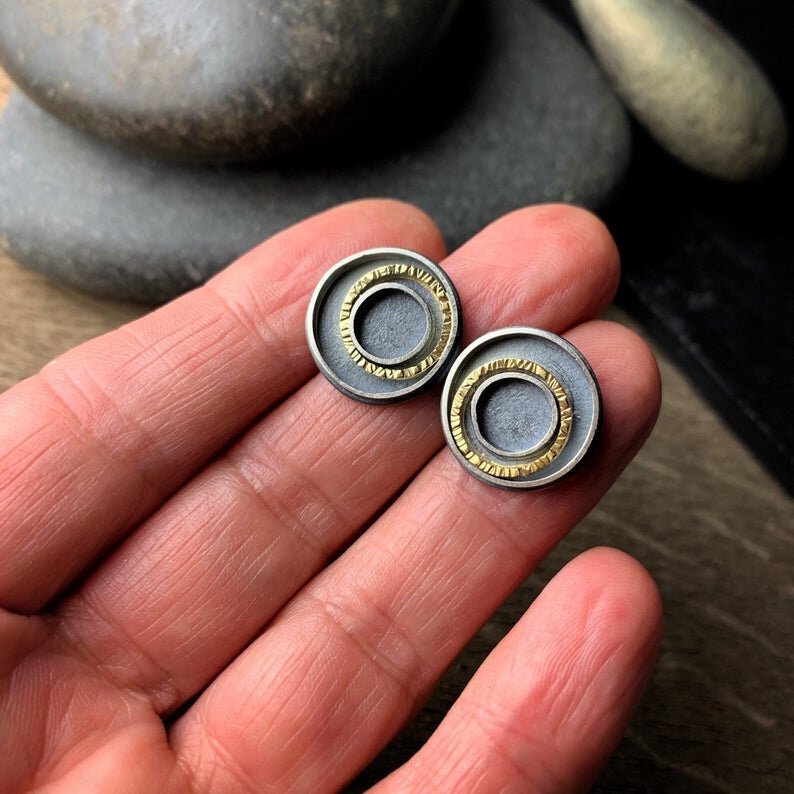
[572,0,788,181]
[0,0,631,303]
[0,0,459,162]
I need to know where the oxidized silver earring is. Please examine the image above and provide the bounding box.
[441,327,601,489]
[306,248,462,403]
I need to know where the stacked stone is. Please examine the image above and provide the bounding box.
[0,0,785,302]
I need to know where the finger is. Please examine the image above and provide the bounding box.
[374,548,662,794]
[0,199,444,613]
[55,205,620,715]
[170,321,661,793]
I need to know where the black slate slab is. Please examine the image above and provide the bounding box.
[614,151,794,494]
[542,0,794,494]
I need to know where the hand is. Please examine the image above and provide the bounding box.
[0,201,662,793]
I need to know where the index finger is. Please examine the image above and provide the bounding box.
[0,199,445,613]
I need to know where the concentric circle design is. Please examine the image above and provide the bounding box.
[307,248,462,404]
[449,357,572,479]
[441,328,600,489]
[339,263,454,380]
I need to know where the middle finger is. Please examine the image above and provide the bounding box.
[55,205,619,714]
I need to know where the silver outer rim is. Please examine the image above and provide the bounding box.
[306,247,463,404]
[440,327,601,489]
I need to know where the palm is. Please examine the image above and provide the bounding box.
[0,201,661,794]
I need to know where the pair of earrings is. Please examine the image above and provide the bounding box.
[306,248,600,490]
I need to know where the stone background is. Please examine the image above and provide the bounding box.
[0,71,791,792]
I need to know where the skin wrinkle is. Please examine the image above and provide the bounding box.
[105,506,208,603]
[322,533,415,608]
[0,623,50,789]
[120,544,256,668]
[284,672,365,792]
[313,608,418,764]
[2,468,83,560]
[455,211,619,334]
[195,725,261,794]
[235,432,351,553]
[218,529,284,608]
[368,483,523,655]
[58,517,216,705]
[0,203,665,792]
[387,489,517,634]
[0,421,54,488]
[0,200,444,614]
[551,641,627,734]
[224,454,333,564]
[147,530,266,647]
[211,268,318,365]
[313,401,434,498]
[55,595,183,716]
[574,635,659,743]
[172,732,202,794]
[303,590,426,715]
[203,281,291,365]
[377,553,659,794]
[58,378,434,711]
[22,655,126,790]
[41,360,170,498]
[426,461,538,560]
[0,457,134,614]
[32,725,186,794]
[192,627,349,791]
[465,706,554,793]
[233,382,424,539]
[1,310,256,612]
[110,494,212,589]
[305,664,405,789]
[105,320,640,744]
[279,336,653,789]
[388,703,566,794]
[111,309,232,380]
[564,605,662,737]
[221,652,306,736]
[334,569,427,680]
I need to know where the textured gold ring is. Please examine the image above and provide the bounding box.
[449,357,573,479]
[339,263,453,380]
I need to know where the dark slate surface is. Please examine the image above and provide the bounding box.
[0,0,630,303]
[545,0,794,495]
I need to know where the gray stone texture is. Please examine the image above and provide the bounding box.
[572,0,788,180]
[0,0,460,162]
[0,0,631,303]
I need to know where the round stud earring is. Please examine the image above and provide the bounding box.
[440,327,601,489]
[306,248,462,403]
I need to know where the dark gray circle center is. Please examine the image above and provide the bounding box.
[473,374,558,456]
[351,283,431,365]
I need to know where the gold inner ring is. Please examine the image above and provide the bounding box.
[449,357,572,479]
[340,264,453,380]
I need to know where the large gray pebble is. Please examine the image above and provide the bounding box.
[0,0,459,162]
[572,0,788,181]
[0,0,631,303]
